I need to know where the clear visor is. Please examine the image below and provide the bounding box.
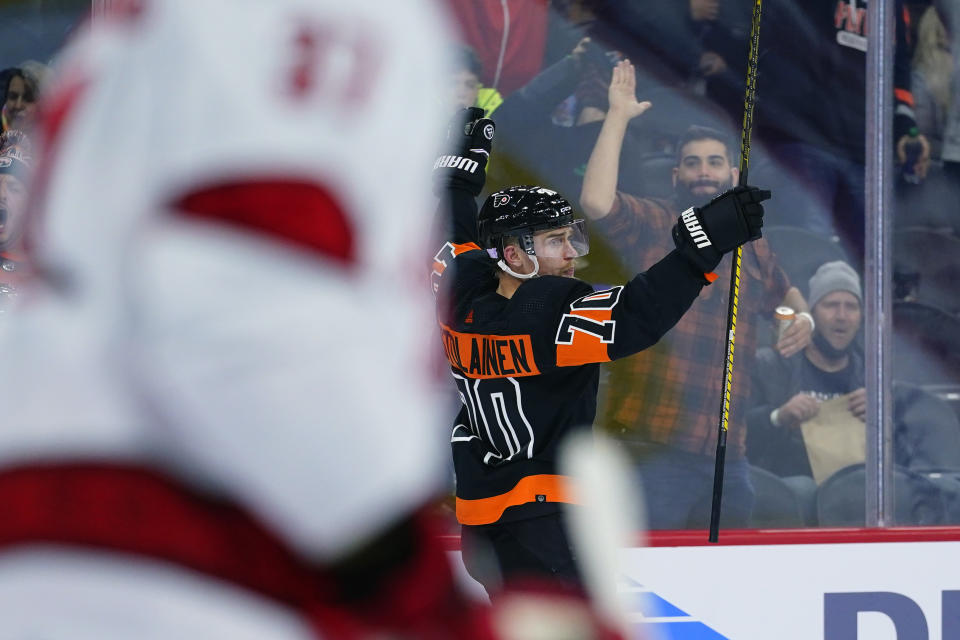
[531,219,589,259]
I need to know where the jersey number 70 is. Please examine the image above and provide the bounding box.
[555,286,623,366]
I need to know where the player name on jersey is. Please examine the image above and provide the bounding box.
[440,325,540,379]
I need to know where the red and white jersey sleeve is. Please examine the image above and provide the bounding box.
[2,0,453,560]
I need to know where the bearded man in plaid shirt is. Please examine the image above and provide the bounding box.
[580,60,814,529]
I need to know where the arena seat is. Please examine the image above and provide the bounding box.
[893,228,960,313]
[747,465,806,528]
[892,301,960,386]
[816,464,945,527]
[761,226,849,295]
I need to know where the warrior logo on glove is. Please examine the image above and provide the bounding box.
[672,185,771,276]
[680,208,712,249]
[434,155,479,174]
[434,107,495,197]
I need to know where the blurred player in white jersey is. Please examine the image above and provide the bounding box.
[0,0,490,637]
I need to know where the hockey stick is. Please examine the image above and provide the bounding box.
[708,0,764,543]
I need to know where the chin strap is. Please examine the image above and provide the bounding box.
[497,254,539,279]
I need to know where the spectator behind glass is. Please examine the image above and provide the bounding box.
[450,38,631,200]
[446,0,550,96]
[587,0,748,130]
[449,44,503,116]
[930,0,960,199]
[450,39,603,118]
[912,5,953,165]
[752,0,928,256]
[0,129,30,312]
[747,261,867,481]
[0,69,14,109]
[1,61,48,134]
[0,130,29,248]
[746,261,960,521]
[580,60,813,530]
[896,4,960,232]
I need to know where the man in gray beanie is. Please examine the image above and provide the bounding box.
[746,259,960,504]
[745,260,866,482]
[808,260,862,316]
[805,260,863,367]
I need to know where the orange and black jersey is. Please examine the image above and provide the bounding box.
[433,188,709,526]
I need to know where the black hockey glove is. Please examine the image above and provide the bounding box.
[672,185,770,276]
[433,107,495,197]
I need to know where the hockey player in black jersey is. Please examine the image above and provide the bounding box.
[432,108,769,595]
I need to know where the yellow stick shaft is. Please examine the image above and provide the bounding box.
[709,0,763,543]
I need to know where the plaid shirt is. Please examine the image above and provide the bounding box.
[594,193,790,458]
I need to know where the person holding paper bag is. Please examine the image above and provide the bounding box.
[746,261,867,482]
[746,261,960,490]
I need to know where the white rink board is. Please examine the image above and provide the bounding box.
[451,541,960,640]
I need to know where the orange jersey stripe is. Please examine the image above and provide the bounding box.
[431,242,482,293]
[555,306,614,366]
[895,88,915,108]
[455,474,576,525]
[432,242,479,276]
[452,242,481,256]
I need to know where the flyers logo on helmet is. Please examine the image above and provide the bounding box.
[493,195,510,208]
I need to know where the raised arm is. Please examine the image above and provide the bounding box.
[557,185,771,366]
[494,38,601,133]
[432,108,495,244]
[579,60,651,220]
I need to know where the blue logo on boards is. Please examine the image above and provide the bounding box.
[620,575,729,639]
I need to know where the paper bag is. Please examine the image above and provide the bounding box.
[800,394,865,484]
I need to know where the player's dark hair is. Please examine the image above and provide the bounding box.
[676,125,735,166]
[2,69,24,103]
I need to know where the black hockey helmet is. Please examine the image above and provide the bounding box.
[478,185,588,261]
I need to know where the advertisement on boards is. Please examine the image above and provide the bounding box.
[451,541,960,639]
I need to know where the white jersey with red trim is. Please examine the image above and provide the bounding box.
[0,0,452,635]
